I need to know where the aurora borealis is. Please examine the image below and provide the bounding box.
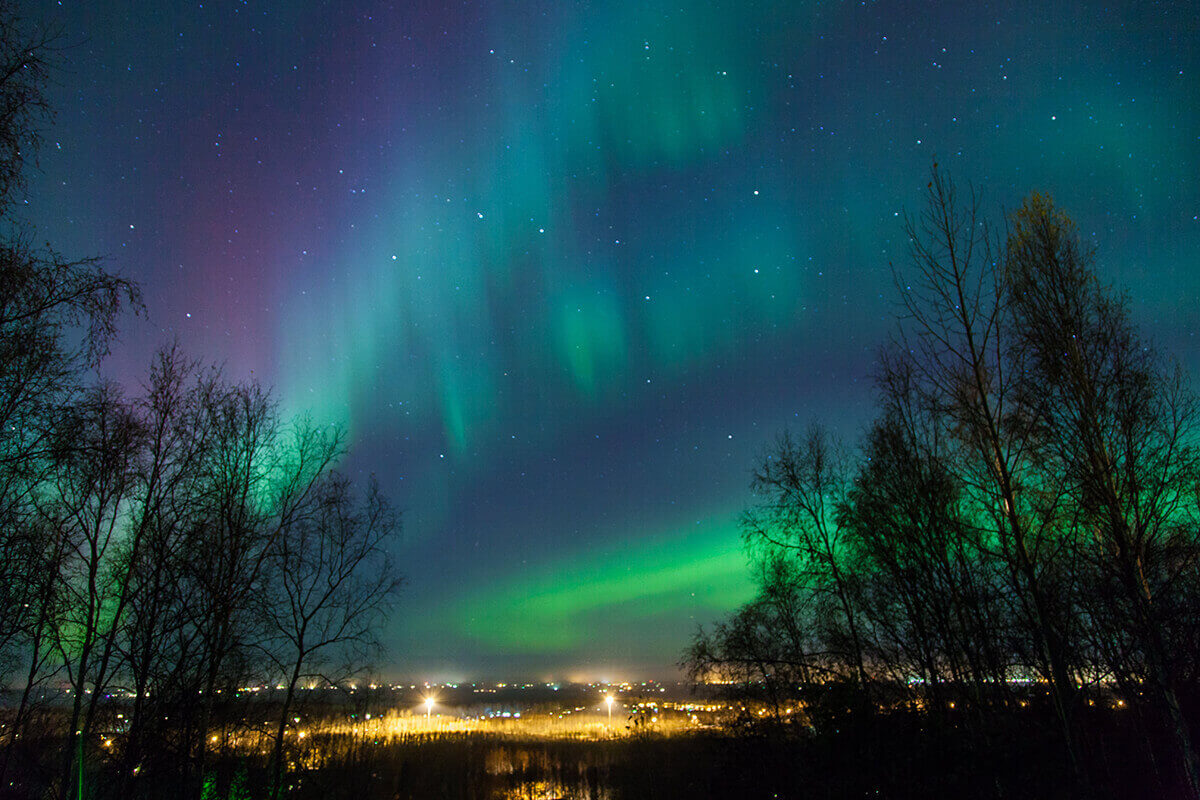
[23,1,1200,678]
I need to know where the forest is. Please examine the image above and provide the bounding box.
[688,168,1200,798]
[0,8,400,799]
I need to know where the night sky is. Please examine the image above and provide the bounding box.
[22,1,1200,679]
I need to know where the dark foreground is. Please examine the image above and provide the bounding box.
[263,716,1168,800]
[0,702,1176,800]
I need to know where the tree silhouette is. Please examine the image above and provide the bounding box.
[689,169,1200,799]
[0,7,404,797]
[261,473,401,800]
[1006,193,1200,795]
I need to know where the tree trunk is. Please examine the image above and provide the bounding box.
[271,659,304,800]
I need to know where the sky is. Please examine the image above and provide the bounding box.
[22,0,1200,679]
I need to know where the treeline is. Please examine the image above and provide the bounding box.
[0,7,400,800]
[689,169,1200,798]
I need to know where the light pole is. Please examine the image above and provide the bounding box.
[425,696,434,721]
[605,695,614,725]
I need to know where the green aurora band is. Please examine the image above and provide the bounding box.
[27,0,1198,673]
[268,0,1198,671]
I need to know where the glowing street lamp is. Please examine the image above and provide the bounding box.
[605,694,614,724]
[425,696,434,720]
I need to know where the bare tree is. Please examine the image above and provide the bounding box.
[0,6,408,798]
[112,346,214,792]
[0,8,138,788]
[0,241,140,687]
[741,425,869,701]
[840,354,1013,720]
[0,513,69,787]
[181,380,341,798]
[686,553,830,731]
[260,473,401,799]
[0,0,61,217]
[40,382,143,798]
[892,166,1083,768]
[1006,193,1200,797]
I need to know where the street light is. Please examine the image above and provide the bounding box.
[425,696,434,720]
[605,694,614,724]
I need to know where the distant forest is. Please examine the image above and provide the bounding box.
[689,167,1200,798]
[0,7,400,800]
